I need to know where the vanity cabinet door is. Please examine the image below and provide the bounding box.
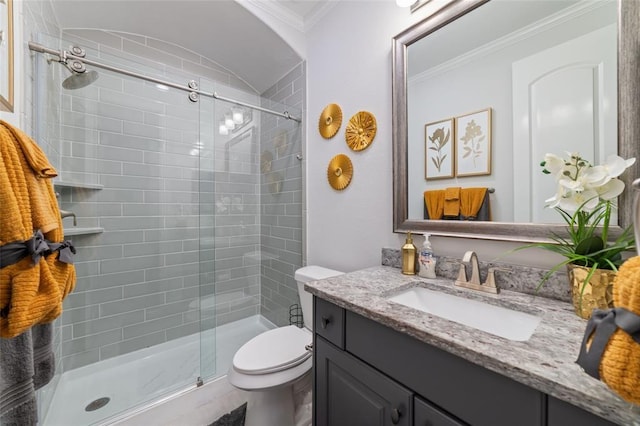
[547,396,617,426]
[414,396,467,426]
[315,336,413,426]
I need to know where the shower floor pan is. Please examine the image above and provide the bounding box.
[42,315,273,426]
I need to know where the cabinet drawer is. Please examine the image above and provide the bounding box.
[414,396,467,426]
[314,297,345,349]
[346,311,544,426]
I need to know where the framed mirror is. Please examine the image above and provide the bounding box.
[392,0,640,242]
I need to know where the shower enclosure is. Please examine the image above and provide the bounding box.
[31,32,304,425]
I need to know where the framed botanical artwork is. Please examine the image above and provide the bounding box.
[455,108,491,177]
[424,117,454,180]
[0,0,13,112]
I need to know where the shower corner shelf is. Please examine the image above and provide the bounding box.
[63,227,104,237]
[54,181,104,190]
[53,182,104,237]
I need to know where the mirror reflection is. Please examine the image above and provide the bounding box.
[406,0,617,224]
[392,0,639,241]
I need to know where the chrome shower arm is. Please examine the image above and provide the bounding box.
[29,41,66,63]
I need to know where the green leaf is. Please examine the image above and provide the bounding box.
[574,236,604,255]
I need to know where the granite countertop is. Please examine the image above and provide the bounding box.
[304,266,640,426]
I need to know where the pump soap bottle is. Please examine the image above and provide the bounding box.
[401,232,417,275]
[418,233,437,278]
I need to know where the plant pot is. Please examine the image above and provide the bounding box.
[566,264,615,319]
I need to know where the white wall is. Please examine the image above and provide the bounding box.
[305,0,563,272]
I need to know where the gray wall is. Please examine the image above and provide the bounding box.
[259,63,306,327]
[55,30,204,371]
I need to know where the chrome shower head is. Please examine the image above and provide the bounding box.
[62,69,99,90]
[60,50,99,90]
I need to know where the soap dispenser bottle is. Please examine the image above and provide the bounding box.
[401,232,417,275]
[418,233,437,278]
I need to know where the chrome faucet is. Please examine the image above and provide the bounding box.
[60,209,77,226]
[458,251,481,285]
[455,251,505,294]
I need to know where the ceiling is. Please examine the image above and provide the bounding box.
[50,0,331,93]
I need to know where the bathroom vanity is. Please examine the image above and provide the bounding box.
[306,267,638,426]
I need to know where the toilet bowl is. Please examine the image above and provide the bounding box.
[227,265,343,426]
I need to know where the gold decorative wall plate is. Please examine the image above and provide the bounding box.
[345,111,377,151]
[327,154,353,190]
[267,171,283,194]
[260,150,273,173]
[318,103,343,139]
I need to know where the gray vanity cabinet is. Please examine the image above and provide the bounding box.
[313,296,618,426]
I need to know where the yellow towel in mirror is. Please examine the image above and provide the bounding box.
[443,187,460,217]
[460,188,488,220]
[424,190,444,220]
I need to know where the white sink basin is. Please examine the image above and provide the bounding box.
[387,287,541,342]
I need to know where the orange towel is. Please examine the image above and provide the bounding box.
[424,190,444,220]
[0,120,76,338]
[443,187,460,217]
[460,187,488,219]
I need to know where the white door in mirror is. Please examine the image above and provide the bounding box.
[512,24,617,223]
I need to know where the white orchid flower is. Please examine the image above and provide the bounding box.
[580,165,610,189]
[542,152,633,214]
[602,155,636,178]
[545,193,561,208]
[545,183,570,208]
[558,189,600,212]
[595,178,625,200]
[559,176,584,192]
[542,153,566,177]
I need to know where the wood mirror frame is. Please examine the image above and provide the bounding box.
[392,0,640,242]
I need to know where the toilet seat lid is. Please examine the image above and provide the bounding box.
[233,325,312,375]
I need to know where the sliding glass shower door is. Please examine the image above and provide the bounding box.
[35,32,212,425]
[32,29,303,425]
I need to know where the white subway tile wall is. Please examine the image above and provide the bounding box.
[260,63,305,327]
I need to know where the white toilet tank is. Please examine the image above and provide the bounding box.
[295,266,343,330]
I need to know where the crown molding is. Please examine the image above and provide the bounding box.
[244,0,305,32]
[243,0,339,34]
[304,1,339,32]
[409,1,609,86]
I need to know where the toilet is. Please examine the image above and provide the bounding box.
[227,265,343,426]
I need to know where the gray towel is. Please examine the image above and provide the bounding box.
[1,323,55,426]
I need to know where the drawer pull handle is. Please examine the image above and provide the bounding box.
[321,316,331,329]
[391,408,401,424]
